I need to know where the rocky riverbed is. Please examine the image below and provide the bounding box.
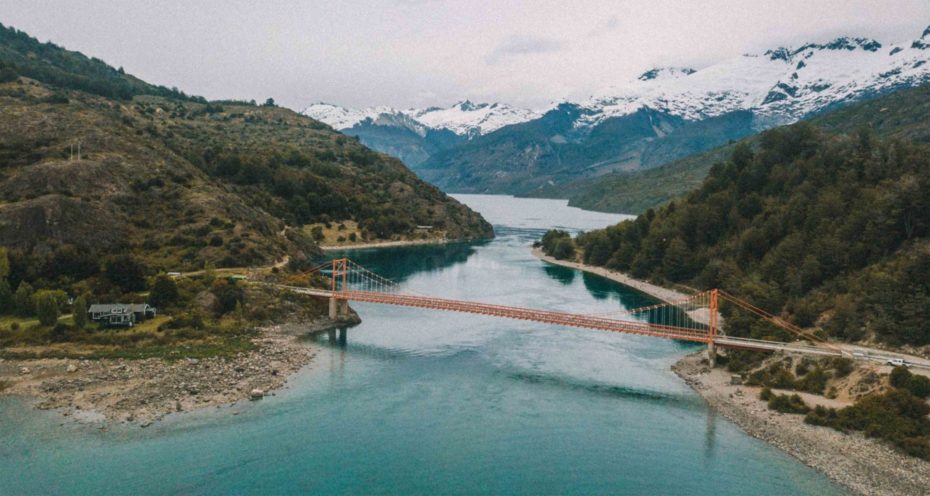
[673,352,930,496]
[0,320,349,427]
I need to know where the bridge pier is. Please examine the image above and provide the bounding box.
[708,341,717,368]
[328,297,350,319]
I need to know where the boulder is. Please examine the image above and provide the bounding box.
[249,389,265,401]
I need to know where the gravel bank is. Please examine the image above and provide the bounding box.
[673,352,930,496]
[0,317,355,427]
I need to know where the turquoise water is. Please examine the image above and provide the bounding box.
[0,195,845,495]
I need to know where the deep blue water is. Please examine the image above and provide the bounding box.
[0,195,845,495]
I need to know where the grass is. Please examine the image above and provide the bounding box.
[0,315,256,360]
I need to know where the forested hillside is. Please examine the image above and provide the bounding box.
[557,83,930,214]
[0,23,492,291]
[553,123,930,347]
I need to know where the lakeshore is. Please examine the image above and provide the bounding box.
[534,244,930,494]
[0,317,354,426]
[532,247,690,304]
[674,353,930,496]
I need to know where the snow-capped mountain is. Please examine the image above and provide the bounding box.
[302,100,541,138]
[413,26,930,195]
[409,101,542,137]
[304,26,930,189]
[577,32,930,129]
[302,103,429,136]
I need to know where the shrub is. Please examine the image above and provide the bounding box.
[831,357,854,378]
[35,291,61,326]
[759,387,773,401]
[804,389,930,460]
[890,366,930,399]
[767,393,810,414]
[148,275,179,308]
[795,367,828,395]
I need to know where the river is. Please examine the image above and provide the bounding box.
[0,194,845,495]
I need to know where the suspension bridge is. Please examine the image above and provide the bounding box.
[267,258,891,365]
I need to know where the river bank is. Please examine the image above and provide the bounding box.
[532,247,690,304]
[0,317,354,427]
[673,352,930,496]
[533,247,723,326]
[534,245,930,494]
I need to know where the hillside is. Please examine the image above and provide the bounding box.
[554,122,930,348]
[0,23,492,288]
[559,82,930,214]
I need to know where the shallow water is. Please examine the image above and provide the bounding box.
[0,195,845,495]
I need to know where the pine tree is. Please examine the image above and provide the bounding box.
[14,282,34,317]
[73,295,88,329]
[0,279,13,315]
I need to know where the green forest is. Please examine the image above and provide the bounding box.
[543,122,930,346]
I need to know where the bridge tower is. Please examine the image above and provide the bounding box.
[708,289,719,367]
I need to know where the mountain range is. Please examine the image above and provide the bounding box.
[306,25,930,199]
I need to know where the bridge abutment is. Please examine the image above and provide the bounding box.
[328,297,350,320]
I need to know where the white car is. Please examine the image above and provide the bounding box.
[886,358,906,367]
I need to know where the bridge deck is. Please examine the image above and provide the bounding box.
[285,286,930,366]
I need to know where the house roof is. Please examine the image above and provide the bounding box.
[88,303,153,314]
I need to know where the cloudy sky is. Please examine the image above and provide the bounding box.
[2,1,929,110]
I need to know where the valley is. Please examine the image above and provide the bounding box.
[2,6,930,496]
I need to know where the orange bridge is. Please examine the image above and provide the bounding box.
[267,258,867,363]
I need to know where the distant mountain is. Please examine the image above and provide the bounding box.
[414,26,930,195]
[302,100,542,166]
[555,81,930,214]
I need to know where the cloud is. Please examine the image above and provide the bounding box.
[486,34,565,64]
[588,14,621,37]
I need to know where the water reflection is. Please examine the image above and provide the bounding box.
[542,265,575,285]
[581,271,653,308]
[323,240,485,282]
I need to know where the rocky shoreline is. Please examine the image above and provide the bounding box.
[673,352,930,496]
[0,318,355,427]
